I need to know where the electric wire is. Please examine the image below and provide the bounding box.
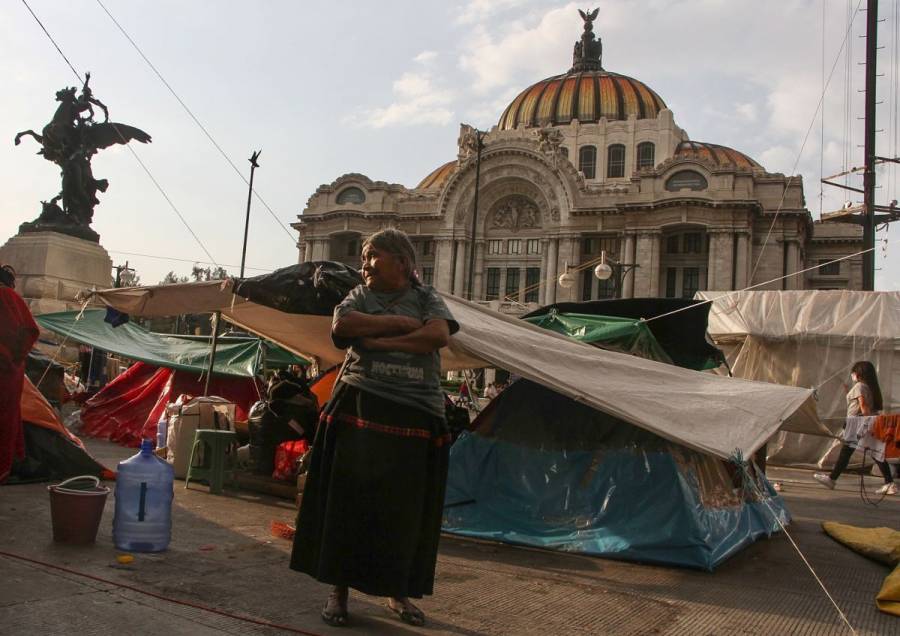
[749,0,865,283]
[94,0,298,247]
[107,250,274,274]
[19,0,221,269]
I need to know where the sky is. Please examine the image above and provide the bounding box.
[1,0,898,289]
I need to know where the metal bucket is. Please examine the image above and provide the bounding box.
[47,475,110,544]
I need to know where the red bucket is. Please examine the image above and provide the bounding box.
[47,475,110,544]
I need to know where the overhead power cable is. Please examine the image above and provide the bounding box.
[95,0,299,247]
[749,0,865,283]
[19,0,221,268]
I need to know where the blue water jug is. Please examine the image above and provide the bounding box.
[113,439,174,552]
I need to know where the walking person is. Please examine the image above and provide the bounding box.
[814,361,897,495]
[0,265,40,483]
[290,229,458,627]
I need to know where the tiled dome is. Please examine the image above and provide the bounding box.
[674,141,761,170]
[415,160,457,190]
[498,70,667,131]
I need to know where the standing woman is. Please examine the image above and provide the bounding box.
[0,265,40,483]
[290,229,459,627]
[814,360,896,495]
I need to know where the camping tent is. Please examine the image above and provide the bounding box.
[6,377,111,484]
[85,280,823,461]
[444,379,786,570]
[524,298,724,371]
[78,361,262,447]
[698,290,900,467]
[36,309,307,377]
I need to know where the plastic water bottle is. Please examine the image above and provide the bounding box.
[113,439,174,552]
[156,414,168,450]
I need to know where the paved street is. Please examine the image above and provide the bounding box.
[1,440,897,635]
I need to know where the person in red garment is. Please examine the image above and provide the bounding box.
[0,265,40,483]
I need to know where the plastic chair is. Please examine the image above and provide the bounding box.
[185,429,239,495]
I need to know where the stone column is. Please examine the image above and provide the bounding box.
[734,232,750,290]
[452,240,467,297]
[565,236,581,302]
[297,241,307,264]
[621,233,636,298]
[434,239,454,292]
[633,232,660,297]
[539,239,550,304]
[707,231,734,291]
[785,240,801,290]
[545,238,559,305]
[473,240,485,300]
[321,237,331,261]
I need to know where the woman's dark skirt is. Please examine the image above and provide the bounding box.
[289,383,450,598]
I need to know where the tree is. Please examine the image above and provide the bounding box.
[190,265,229,281]
[160,271,189,285]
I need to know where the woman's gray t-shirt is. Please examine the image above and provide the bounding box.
[332,284,459,418]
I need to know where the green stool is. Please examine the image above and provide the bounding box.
[185,429,239,495]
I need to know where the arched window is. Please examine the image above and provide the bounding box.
[336,186,366,204]
[578,146,597,179]
[665,170,708,191]
[607,144,626,178]
[636,142,655,170]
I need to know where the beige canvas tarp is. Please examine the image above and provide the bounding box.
[86,281,820,461]
[697,290,900,468]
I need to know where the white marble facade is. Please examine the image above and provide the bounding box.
[293,19,862,310]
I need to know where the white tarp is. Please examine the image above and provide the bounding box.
[697,290,899,467]
[86,281,820,461]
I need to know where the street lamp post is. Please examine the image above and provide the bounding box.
[558,250,638,299]
[240,150,262,278]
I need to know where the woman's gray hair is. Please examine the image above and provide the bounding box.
[362,228,420,285]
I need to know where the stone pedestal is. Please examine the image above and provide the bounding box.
[0,231,112,315]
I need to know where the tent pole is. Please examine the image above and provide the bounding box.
[204,311,221,397]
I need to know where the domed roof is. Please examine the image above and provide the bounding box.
[673,141,761,170]
[498,71,667,130]
[415,160,457,190]
[498,10,666,130]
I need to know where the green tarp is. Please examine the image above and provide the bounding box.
[36,309,307,377]
[522,311,674,364]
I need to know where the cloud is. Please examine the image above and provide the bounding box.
[414,50,437,64]
[346,70,455,129]
[454,0,530,25]
[458,3,577,93]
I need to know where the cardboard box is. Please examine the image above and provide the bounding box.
[167,397,235,479]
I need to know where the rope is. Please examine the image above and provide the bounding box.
[640,242,885,326]
[0,550,323,636]
[729,452,857,635]
[749,0,864,282]
[95,0,298,247]
[34,299,90,391]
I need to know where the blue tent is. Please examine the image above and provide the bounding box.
[443,379,788,570]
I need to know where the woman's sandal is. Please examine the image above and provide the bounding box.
[321,589,349,627]
[388,598,425,627]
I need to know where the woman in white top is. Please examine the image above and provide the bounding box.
[814,360,896,494]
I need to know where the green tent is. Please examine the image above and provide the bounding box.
[522,310,674,364]
[36,309,307,377]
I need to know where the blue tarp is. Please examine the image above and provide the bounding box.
[442,379,790,570]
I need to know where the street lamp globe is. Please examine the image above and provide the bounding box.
[558,271,576,288]
[594,262,613,280]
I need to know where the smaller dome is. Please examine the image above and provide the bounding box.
[416,160,457,190]
[674,141,761,170]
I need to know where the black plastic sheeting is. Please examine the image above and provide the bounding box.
[7,425,107,484]
[233,261,363,316]
[523,298,724,371]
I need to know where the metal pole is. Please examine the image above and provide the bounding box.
[240,151,262,278]
[862,0,878,290]
[204,311,221,397]
[466,133,484,299]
